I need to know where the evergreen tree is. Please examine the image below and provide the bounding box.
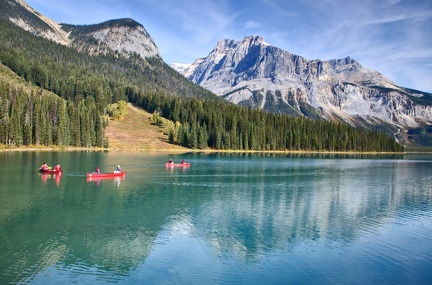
[56,99,70,146]
[8,89,23,146]
[189,121,198,149]
[198,123,208,150]
[0,86,10,145]
[95,113,104,147]
[23,94,33,145]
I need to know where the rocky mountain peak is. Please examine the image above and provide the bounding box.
[4,0,71,45]
[216,36,267,49]
[172,36,432,134]
[65,18,160,59]
[242,35,268,46]
[4,1,160,60]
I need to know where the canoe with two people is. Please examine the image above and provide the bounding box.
[87,165,126,178]
[39,162,63,174]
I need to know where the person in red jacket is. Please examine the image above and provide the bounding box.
[40,162,49,170]
[54,163,61,172]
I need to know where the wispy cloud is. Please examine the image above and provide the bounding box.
[143,0,239,45]
[244,21,262,29]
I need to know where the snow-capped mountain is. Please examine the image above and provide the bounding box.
[3,0,160,60]
[173,36,432,133]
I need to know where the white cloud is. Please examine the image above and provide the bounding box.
[244,21,262,29]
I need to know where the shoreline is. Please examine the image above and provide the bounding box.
[0,145,415,154]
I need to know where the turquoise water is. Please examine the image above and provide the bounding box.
[0,151,431,284]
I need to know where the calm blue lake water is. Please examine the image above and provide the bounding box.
[0,151,431,284]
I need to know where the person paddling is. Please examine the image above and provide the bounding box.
[40,162,49,170]
[54,163,61,172]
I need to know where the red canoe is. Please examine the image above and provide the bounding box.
[39,169,63,174]
[86,176,125,182]
[86,172,126,178]
[165,163,190,167]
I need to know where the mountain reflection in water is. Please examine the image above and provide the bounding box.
[0,152,431,284]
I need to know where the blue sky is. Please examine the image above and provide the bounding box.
[26,0,432,92]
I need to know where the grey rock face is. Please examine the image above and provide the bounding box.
[173,36,432,130]
[8,1,160,60]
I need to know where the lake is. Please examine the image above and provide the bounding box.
[0,151,431,284]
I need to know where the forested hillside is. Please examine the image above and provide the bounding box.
[0,17,403,152]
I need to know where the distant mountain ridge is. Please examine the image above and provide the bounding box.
[62,18,160,59]
[173,36,432,142]
[5,0,71,44]
[1,0,159,60]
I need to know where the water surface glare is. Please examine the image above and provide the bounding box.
[0,152,432,284]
